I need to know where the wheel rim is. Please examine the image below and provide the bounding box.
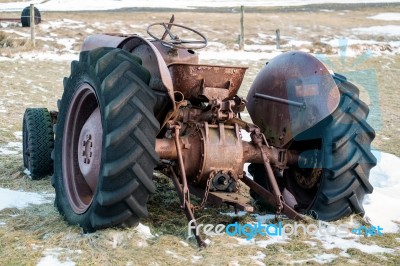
[63,83,103,214]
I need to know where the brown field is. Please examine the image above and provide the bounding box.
[0,2,399,265]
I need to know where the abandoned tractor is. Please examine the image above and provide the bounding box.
[22,18,376,246]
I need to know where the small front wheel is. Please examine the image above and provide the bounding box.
[22,108,54,180]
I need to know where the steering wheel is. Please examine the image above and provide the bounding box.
[147,22,208,50]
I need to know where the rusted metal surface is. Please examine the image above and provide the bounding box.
[81,33,132,51]
[151,41,199,65]
[157,137,287,167]
[242,141,281,166]
[168,63,247,101]
[250,128,284,214]
[81,34,175,98]
[161,15,175,40]
[81,34,175,99]
[246,51,340,148]
[156,136,300,170]
[175,123,243,189]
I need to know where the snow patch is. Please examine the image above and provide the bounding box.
[250,251,266,263]
[191,255,203,263]
[363,150,400,233]
[0,148,18,155]
[0,142,20,155]
[13,131,22,140]
[316,234,394,254]
[220,210,248,217]
[37,248,80,266]
[57,38,76,51]
[165,250,187,261]
[234,236,288,247]
[24,168,31,177]
[180,240,189,247]
[368,13,400,21]
[37,255,75,266]
[135,223,154,239]
[303,240,318,247]
[352,25,400,36]
[0,188,53,211]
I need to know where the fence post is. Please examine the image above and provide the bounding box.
[30,4,35,47]
[239,5,244,50]
[276,29,280,50]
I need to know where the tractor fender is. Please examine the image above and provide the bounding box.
[246,51,340,148]
[81,34,176,119]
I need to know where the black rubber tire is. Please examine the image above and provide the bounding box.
[21,6,41,27]
[22,108,54,180]
[249,74,376,221]
[53,47,159,232]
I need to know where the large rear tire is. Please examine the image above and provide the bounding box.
[250,74,376,221]
[22,108,54,180]
[54,47,159,232]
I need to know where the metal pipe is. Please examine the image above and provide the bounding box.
[254,93,305,108]
[155,138,177,159]
[173,125,189,197]
[242,141,280,165]
[161,15,175,40]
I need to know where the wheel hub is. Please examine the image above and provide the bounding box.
[77,107,102,192]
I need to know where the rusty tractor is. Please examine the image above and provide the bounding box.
[22,17,376,246]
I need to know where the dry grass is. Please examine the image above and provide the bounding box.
[0,4,400,265]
